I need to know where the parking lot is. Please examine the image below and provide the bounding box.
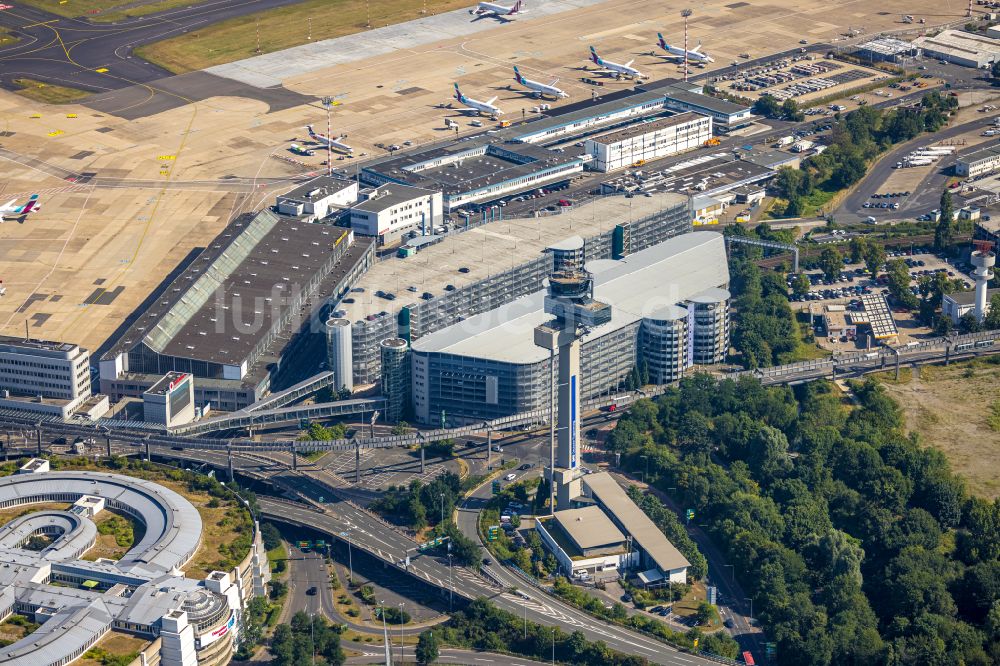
[792,249,975,345]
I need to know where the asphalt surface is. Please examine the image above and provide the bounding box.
[0,0,314,118]
[836,114,998,224]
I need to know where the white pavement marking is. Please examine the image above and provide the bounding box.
[205,0,614,88]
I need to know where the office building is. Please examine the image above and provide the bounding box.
[275,176,358,220]
[410,231,730,424]
[0,336,107,419]
[584,112,712,172]
[955,143,1000,177]
[350,184,443,244]
[143,372,196,427]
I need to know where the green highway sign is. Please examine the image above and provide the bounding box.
[298,540,312,549]
[487,525,500,541]
[315,540,326,548]
[685,509,695,524]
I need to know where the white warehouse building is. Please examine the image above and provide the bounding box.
[955,143,1000,177]
[275,176,358,220]
[349,184,443,244]
[584,112,712,172]
[912,29,1000,68]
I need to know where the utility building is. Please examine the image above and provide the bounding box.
[275,176,358,220]
[350,184,443,244]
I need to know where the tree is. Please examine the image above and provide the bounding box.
[936,189,955,250]
[752,95,781,119]
[992,60,1000,80]
[416,630,440,664]
[959,311,983,334]
[862,241,886,278]
[261,522,282,552]
[782,98,805,122]
[791,273,811,298]
[818,247,844,281]
[885,259,918,309]
[695,600,715,625]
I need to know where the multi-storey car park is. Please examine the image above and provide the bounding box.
[328,193,694,389]
[0,463,270,666]
[407,230,731,425]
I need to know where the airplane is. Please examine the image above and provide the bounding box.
[656,32,714,63]
[305,125,353,154]
[470,0,525,20]
[512,66,568,99]
[0,194,40,222]
[588,46,645,79]
[452,83,503,117]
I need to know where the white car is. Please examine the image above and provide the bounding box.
[505,473,517,481]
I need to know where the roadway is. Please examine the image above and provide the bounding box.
[0,0,314,118]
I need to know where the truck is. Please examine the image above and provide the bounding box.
[289,144,315,156]
[775,135,795,147]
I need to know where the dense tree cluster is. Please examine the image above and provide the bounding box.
[752,96,805,121]
[625,485,708,580]
[607,374,1000,666]
[769,92,957,216]
[372,472,463,530]
[438,598,652,665]
[722,247,801,369]
[270,611,344,666]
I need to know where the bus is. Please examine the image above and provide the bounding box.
[742,652,756,665]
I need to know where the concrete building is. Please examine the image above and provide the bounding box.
[639,80,754,132]
[955,143,1000,177]
[913,29,1000,68]
[581,472,690,585]
[380,338,410,423]
[688,287,731,364]
[325,318,353,392]
[584,112,712,172]
[507,91,674,145]
[639,305,689,384]
[100,210,374,411]
[350,184,443,244]
[0,469,271,666]
[410,231,730,424]
[0,336,107,419]
[275,176,358,220]
[943,287,1000,323]
[142,372,196,427]
[534,506,638,580]
[361,139,587,212]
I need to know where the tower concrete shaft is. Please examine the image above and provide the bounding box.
[971,248,996,322]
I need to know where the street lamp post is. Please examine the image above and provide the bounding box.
[641,455,649,484]
[341,530,353,585]
[724,564,734,582]
[745,597,753,624]
[448,553,454,612]
[551,627,556,665]
[439,492,445,525]
[310,612,315,666]
[398,603,405,665]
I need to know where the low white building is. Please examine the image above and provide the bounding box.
[350,184,443,244]
[956,143,1000,177]
[584,112,712,172]
[913,29,1000,68]
[276,176,358,220]
[943,287,1000,323]
[534,506,638,580]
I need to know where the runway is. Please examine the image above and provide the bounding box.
[0,0,314,118]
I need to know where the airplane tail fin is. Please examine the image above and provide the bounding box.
[19,197,38,214]
[657,32,666,49]
[509,0,522,14]
[306,124,317,137]
[513,66,524,83]
[589,46,601,64]
[453,82,463,100]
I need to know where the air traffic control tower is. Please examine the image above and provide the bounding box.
[534,237,612,510]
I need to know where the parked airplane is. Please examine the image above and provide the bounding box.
[453,83,504,117]
[588,46,645,79]
[470,0,524,19]
[0,194,40,222]
[306,125,353,154]
[656,33,714,63]
[512,66,568,99]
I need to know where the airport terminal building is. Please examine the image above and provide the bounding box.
[409,231,730,424]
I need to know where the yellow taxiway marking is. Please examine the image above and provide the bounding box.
[47,129,63,136]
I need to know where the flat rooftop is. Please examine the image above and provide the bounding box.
[946,287,1000,305]
[353,184,436,213]
[639,81,752,118]
[914,29,1000,58]
[590,112,705,145]
[411,229,728,364]
[958,142,1000,164]
[105,211,350,368]
[0,336,77,354]
[279,175,355,202]
[144,372,190,396]
[854,293,899,340]
[553,505,627,551]
[336,193,687,325]
[583,472,691,573]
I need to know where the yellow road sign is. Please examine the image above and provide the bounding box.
[157,155,176,160]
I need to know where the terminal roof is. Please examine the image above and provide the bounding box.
[553,505,627,550]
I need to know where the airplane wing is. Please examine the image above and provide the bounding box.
[624,59,635,68]
[548,78,560,86]
[691,46,702,53]
[485,96,498,105]
[0,199,16,212]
